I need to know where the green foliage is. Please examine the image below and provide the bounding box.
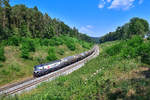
[1,69,10,75]
[139,41,150,65]
[1,42,143,100]
[106,42,123,56]
[21,38,36,52]
[40,39,50,46]
[7,36,20,46]
[120,36,143,58]
[63,37,76,51]
[20,38,35,59]
[66,42,76,51]
[47,47,57,61]
[0,1,93,43]
[21,48,29,59]
[100,17,149,43]
[57,49,64,55]
[81,42,91,49]
[0,63,3,68]
[106,36,150,65]
[0,46,5,61]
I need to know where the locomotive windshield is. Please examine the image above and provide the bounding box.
[34,66,43,71]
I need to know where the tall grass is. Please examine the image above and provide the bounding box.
[2,40,146,100]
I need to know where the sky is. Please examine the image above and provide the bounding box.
[10,0,150,37]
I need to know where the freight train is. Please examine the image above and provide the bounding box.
[33,47,95,77]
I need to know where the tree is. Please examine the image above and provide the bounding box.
[99,17,150,43]
[128,17,149,38]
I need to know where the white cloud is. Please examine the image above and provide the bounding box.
[139,0,143,4]
[86,25,93,29]
[98,0,144,10]
[107,0,111,3]
[98,4,104,8]
[108,0,135,10]
[79,25,95,36]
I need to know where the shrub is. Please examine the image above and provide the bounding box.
[21,49,29,59]
[57,49,64,55]
[0,47,5,61]
[47,47,57,61]
[7,36,20,46]
[120,46,137,58]
[66,42,76,51]
[52,37,63,46]
[106,42,124,56]
[21,38,35,52]
[64,38,76,51]
[82,42,91,49]
[126,35,143,48]
[0,64,3,68]
[20,38,36,59]
[139,41,150,64]
[49,39,56,46]
[106,36,143,58]
[121,36,143,58]
[40,39,50,46]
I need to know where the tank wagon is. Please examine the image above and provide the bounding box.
[33,47,95,77]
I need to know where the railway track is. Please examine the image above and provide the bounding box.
[0,45,99,97]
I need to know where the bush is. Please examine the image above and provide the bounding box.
[0,64,3,68]
[57,49,64,55]
[139,41,150,64]
[106,36,143,58]
[21,38,36,52]
[20,38,36,59]
[49,39,56,46]
[52,37,63,46]
[40,39,50,46]
[82,42,91,49]
[7,36,20,46]
[66,42,76,51]
[126,35,143,48]
[106,42,124,56]
[21,49,29,59]
[120,46,138,58]
[0,47,5,61]
[47,47,57,61]
[105,35,150,65]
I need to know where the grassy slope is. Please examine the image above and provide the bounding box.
[3,41,150,100]
[0,41,89,87]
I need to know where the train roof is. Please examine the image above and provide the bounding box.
[63,56,74,60]
[34,60,61,68]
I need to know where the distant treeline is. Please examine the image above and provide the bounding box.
[0,0,93,42]
[99,17,150,43]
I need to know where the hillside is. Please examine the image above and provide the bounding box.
[4,36,150,100]
[0,35,92,87]
[0,0,94,87]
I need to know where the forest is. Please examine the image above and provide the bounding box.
[0,0,93,42]
[99,17,150,43]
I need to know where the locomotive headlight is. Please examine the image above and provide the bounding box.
[34,71,39,73]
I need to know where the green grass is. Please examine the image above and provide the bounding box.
[0,36,91,87]
[2,40,150,100]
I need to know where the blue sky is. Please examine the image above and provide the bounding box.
[10,0,150,37]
